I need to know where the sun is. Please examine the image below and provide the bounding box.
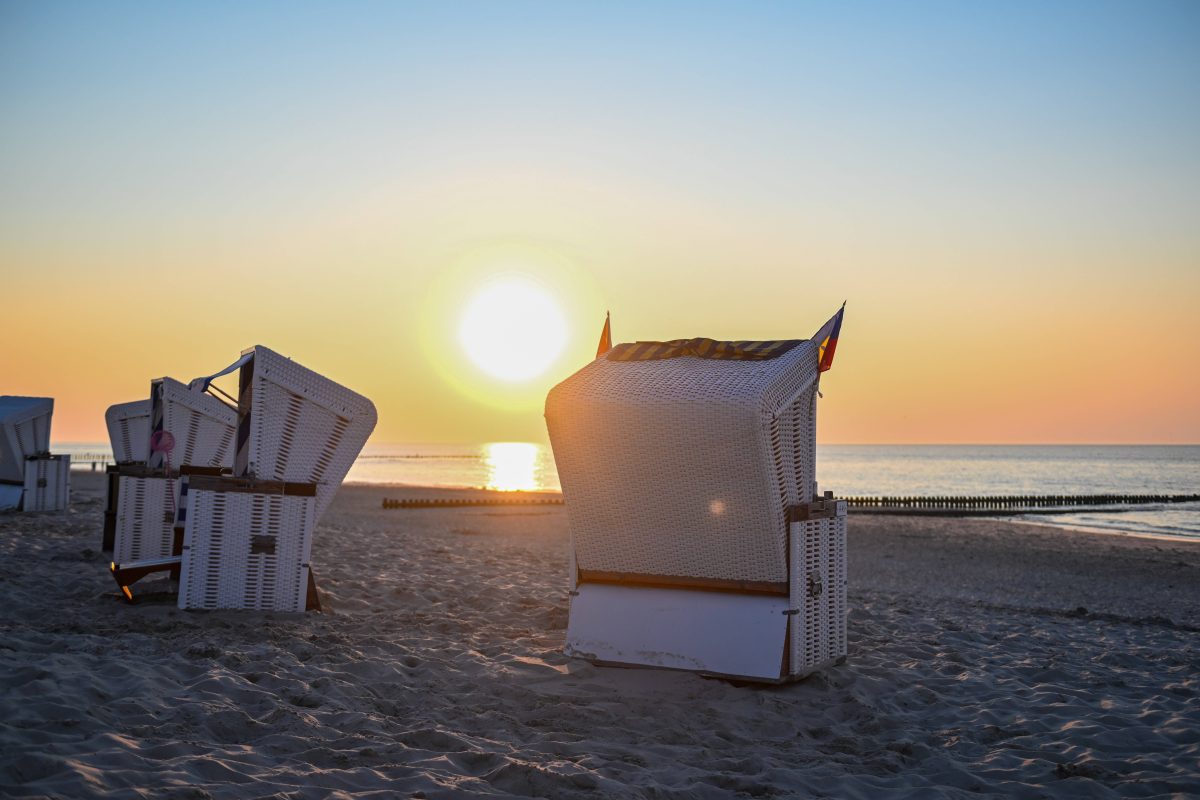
[458,276,568,382]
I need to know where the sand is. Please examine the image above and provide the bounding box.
[1,472,1197,799]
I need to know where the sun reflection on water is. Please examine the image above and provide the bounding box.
[484,442,541,492]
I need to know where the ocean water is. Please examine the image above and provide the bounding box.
[58,443,1199,540]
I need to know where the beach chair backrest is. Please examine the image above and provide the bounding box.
[0,396,53,484]
[545,340,821,585]
[105,400,151,465]
[231,346,376,519]
[147,378,237,469]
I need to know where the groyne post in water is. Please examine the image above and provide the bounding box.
[380,493,1200,513]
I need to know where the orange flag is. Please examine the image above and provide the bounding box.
[596,311,612,358]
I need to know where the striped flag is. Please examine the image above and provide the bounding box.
[813,304,845,373]
[596,311,612,358]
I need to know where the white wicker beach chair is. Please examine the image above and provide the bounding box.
[101,400,151,551]
[545,335,847,683]
[0,396,70,512]
[109,379,236,563]
[172,345,377,611]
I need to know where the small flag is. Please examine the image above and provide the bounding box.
[596,311,612,358]
[813,303,845,373]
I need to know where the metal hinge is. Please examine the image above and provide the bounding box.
[788,491,848,522]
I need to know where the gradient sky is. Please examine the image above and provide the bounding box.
[2,1,1198,444]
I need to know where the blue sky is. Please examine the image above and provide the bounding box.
[2,1,1198,443]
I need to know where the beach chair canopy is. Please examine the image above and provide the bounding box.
[194,345,377,520]
[545,339,821,585]
[148,378,237,469]
[0,396,54,484]
[105,400,151,465]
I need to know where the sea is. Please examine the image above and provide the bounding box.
[57,443,1200,541]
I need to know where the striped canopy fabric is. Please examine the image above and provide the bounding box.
[606,338,803,362]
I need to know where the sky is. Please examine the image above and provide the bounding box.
[1,1,1198,445]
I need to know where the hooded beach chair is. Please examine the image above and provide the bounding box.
[101,399,151,551]
[0,396,70,512]
[112,346,376,612]
[545,314,847,683]
[107,378,237,565]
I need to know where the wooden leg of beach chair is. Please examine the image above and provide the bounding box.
[306,568,323,613]
[101,470,120,552]
[169,527,185,581]
[110,556,182,603]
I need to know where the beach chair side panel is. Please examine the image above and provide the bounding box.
[789,509,848,677]
[113,476,178,562]
[21,455,70,512]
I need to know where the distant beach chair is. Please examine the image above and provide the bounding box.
[112,346,376,612]
[107,378,237,567]
[0,396,70,512]
[545,334,848,683]
[101,399,150,551]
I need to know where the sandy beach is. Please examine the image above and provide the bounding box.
[1,472,1197,799]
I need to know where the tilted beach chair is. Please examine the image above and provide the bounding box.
[545,319,847,683]
[112,346,376,612]
[108,379,237,565]
[0,396,70,512]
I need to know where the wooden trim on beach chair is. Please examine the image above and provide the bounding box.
[576,569,788,597]
[102,467,121,552]
[306,568,323,612]
[787,492,848,522]
[110,556,182,603]
[184,474,318,497]
[109,526,185,603]
[177,465,232,478]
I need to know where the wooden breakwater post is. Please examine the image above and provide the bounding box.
[382,496,565,510]
[380,493,1200,512]
[840,493,1200,516]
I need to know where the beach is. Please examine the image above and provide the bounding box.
[1,472,1197,799]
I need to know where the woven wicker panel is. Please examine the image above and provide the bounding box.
[178,489,314,612]
[113,476,178,562]
[789,515,847,676]
[158,379,237,468]
[21,456,69,512]
[546,342,819,584]
[105,401,151,465]
[242,346,377,520]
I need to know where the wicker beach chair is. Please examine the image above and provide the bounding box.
[112,346,376,612]
[101,400,150,550]
[545,333,847,683]
[108,379,237,565]
[176,345,376,611]
[0,396,70,512]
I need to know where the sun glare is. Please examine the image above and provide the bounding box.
[459,277,568,382]
[484,442,541,492]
